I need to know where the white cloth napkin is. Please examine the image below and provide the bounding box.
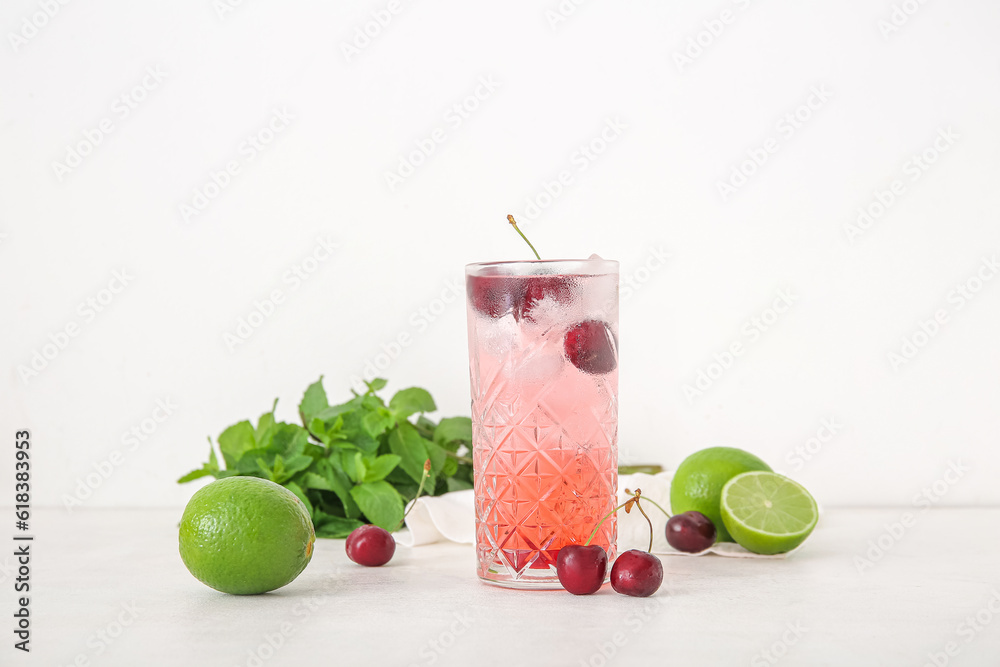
[395,471,800,558]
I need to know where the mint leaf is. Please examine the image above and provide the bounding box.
[353,453,368,483]
[414,415,437,440]
[388,422,435,489]
[264,455,285,481]
[338,410,379,453]
[238,446,312,483]
[361,393,387,411]
[314,514,364,538]
[271,423,309,457]
[299,377,329,426]
[235,452,268,475]
[341,450,365,483]
[361,409,395,438]
[300,471,334,492]
[218,421,256,469]
[309,415,345,446]
[363,454,401,482]
[389,388,436,419]
[446,477,474,492]
[177,441,220,483]
[317,460,360,518]
[424,440,448,475]
[316,397,362,423]
[176,467,213,483]
[350,481,404,530]
[434,417,472,448]
[366,378,388,392]
[310,395,379,452]
[255,399,279,445]
[272,454,313,482]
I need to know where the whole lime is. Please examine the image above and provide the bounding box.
[670,447,772,542]
[179,476,315,595]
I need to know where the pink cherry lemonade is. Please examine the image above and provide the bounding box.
[465,259,619,588]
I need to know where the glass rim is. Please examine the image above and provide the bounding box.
[465,258,619,276]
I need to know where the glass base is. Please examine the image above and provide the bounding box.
[478,568,563,590]
[478,566,611,590]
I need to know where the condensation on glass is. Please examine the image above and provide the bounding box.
[465,259,619,588]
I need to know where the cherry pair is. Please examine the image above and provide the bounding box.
[557,489,667,597]
[557,544,662,597]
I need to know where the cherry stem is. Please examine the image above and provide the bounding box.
[634,497,654,553]
[584,498,630,546]
[641,497,671,519]
[398,459,431,530]
[507,214,541,260]
[584,488,645,547]
[623,487,671,519]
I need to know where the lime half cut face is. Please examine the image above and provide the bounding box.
[719,471,818,555]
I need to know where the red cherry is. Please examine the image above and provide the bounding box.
[564,320,617,374]
[345,525,395,567]
[467,275,522,319]
[610,550,663,597]
[519,276,572,321]
[556,545,608,595]
[665,511,717,553]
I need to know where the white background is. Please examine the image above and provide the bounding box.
[1,0,998,509]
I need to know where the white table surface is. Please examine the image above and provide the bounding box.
[17,508,1000,666]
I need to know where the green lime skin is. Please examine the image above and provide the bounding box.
[720,471,818,555]
[179,477,315,595]
[669,447,772,542]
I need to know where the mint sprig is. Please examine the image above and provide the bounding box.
[178,377,474,537]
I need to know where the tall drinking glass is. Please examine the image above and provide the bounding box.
[465,258,619,588]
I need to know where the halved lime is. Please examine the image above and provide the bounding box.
[720,471,818,555]
[670,447,772,542]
